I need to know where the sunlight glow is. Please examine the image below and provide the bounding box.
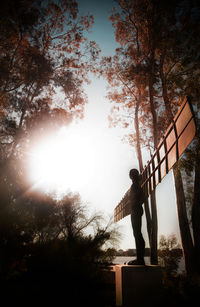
[28,124,98,196]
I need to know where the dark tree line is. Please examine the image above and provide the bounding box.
[0,166,119,305]
[0,186,118,277]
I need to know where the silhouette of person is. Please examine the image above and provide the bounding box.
[128,168,145,265]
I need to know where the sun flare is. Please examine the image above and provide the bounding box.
[28,125,97,195]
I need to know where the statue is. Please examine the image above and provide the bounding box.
[114,98,196,265]
[127,169,145,265]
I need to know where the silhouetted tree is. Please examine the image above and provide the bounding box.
[0,0,100,161]
[0,170,120,306]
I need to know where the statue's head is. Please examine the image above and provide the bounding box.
[129,168,140,182]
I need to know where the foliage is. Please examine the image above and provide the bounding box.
[0,170,119,305]
[0,0,100,161]
[0,4,117,304]
[158,234,200,306]
[158,234,182,276]
[100,0,200,154]
[0,185,119,276]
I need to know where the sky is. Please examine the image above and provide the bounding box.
[29,0,181,250]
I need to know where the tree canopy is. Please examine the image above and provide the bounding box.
[0,0,100,161]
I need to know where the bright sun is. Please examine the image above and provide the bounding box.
[28,125,98,196]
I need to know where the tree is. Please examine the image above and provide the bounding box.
[0,171,120,306]
[0,0,100,161]
[158,233,182,276]
[0,169,120,279]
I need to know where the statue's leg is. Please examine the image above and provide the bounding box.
[131,212,145,264]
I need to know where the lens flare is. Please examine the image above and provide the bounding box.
[28,125,97,195]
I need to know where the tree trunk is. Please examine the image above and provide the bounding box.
[159,52,172,125]
[192,141,200,273]
[134,94,152,248]
[9,84,38,158]
[173,162,194,274]
[149,74,158,148]
[150,189,158,264]
[148,69,158,264]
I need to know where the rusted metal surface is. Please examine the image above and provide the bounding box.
[114,98,196,223]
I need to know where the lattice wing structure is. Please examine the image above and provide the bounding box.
[114,98,196,223]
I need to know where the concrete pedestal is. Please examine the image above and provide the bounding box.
[115,265,162,307]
